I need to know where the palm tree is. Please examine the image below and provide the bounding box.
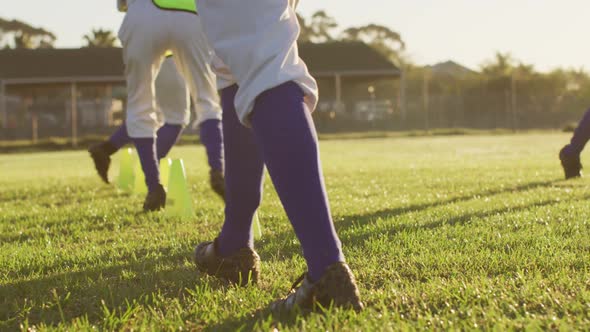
[0,17,55,49]
[480,52,516,77]
[83,28,117,48]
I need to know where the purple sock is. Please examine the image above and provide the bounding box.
[107,123,182,159]
[565,108,590,156]
[250,82,344,282]
[199,119,224,172]
[217,85,265,256]
[132,138,161,192]
[156,123,183,159]
[108,124,131,151]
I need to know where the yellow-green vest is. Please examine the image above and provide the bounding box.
[152,0,196,14]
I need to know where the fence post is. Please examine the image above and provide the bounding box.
[400,68,407,128]
[0,81,6,130]
[504,89,511,129]
[334,74,343,112]
[457,82,464,128]
[31,110,38,143]
[423,71,430,132]
[511,73,518,132]
[71,82,78,147]
[105,84,113,126]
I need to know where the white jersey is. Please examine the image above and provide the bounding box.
[211,0,301,90]
[199,0,318,126]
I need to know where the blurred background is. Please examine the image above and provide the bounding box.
[1,1,589,144]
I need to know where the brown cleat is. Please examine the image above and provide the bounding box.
[270,262,364,314]
[143,184,166,212]
[88,142,113,184]
[209,169,225,200]
[559,147,582,180]
[193,239,260,286]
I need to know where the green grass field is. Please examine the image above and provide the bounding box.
[2,133,590,331]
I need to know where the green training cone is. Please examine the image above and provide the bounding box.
[133,158,147,195]
[160,158,172,189]
[117,148,135,192]
[252,212,262,239]
[165,159,193,218]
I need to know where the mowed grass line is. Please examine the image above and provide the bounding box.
[1,133,590,330]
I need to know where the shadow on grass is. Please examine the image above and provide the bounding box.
[0,183,117,203]
[257,178,564,262]
[0,247,222,330]
[0,201,141,247]
[341,197,575,248]
[1,245,306,331]
[335,178,563,231]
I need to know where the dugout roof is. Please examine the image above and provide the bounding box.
[0,42,400,84]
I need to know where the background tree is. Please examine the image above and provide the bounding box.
[480,52,539,78]
[297,10,338,43]
[480,52,518,77]
[297,13,314,42]
[83,28,117,48]
[297,10,406,64]
[340,24,405,64]
[308,11,338,42]
[0,17,55,49]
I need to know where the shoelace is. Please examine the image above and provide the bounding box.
[289,272,307,292]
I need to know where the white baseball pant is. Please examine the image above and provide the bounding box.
[118,0,221,138]
[154,56,190,127]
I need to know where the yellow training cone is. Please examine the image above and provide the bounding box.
[252,212,262,239]
[117,148,135,192]
[160,158,172,189]
[133,158,147,195]
[166,159,193,219]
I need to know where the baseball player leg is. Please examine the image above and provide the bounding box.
[169,15,221,127]
[199,118,225,199]
[216,85,264,256]
[170,17,225,195]
[564,108,590,156]
[249,82,344,282]
[124,52,163,196]
[120,8,168,209]
[198,0,341,281]
[560,107,590,178]
[197,1,362,312]
[88,124,129,184]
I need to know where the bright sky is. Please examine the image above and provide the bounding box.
[1,0,588,72]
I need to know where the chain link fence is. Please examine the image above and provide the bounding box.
[2,74,589,143]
